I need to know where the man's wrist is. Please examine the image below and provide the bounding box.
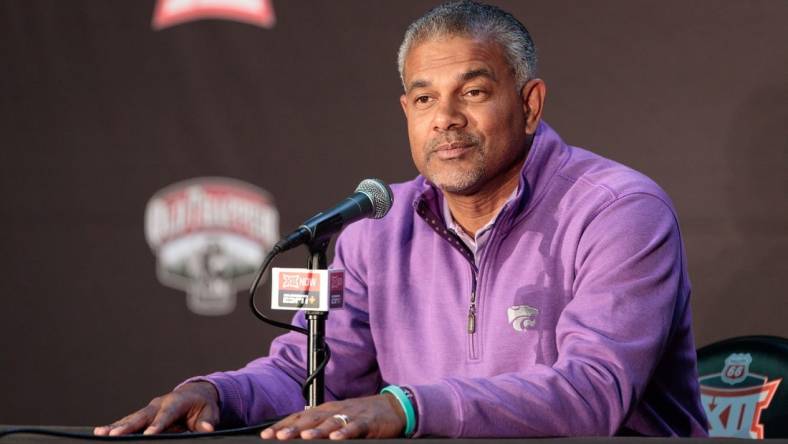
[382,392,407,427]
[380,385,417,437]
[401,387,418,433]
[177,381,220,406]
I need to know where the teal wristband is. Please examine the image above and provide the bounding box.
[381,385,416,437]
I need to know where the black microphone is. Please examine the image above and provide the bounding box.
[273,179,393,253]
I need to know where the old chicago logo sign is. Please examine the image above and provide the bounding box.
[144,177,279,315]
[700,353,782,439]
[152,0,276,30]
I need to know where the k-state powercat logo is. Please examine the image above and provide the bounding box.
[144,177,279,315]
[700,353,782,439]
[152,0,276,30]
[507,305,538,332]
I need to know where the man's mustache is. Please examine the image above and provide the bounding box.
[426,132,481,153]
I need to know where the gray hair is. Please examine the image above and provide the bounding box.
[397,0,538,91]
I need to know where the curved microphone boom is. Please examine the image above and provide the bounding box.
[273,178,393,253]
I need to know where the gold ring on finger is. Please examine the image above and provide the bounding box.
[332,414,350,426]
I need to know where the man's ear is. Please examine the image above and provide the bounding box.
[399,94,408,119]
[521,79,546,135]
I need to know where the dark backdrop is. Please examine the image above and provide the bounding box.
[1,0,786,426]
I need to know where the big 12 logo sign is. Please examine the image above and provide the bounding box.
[700,353,781,439]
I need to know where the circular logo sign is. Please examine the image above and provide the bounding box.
[145,177,279,316]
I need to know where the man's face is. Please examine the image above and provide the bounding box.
[400,35,530,196]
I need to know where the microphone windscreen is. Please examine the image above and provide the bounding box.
[355,179,393,219]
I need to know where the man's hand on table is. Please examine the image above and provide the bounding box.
[261,394,406,440]
[93,382,220,436]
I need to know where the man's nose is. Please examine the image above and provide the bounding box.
[432,97,467,131]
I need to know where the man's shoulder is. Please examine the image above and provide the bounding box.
[557,144,673,208]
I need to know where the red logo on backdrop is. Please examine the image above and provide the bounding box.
[145,177,279,315]
[152,0,276,30]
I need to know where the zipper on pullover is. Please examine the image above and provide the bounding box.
[466,223,504,360]
[414,198,483,360]
[467,268,480,359]
[467,274,477,334]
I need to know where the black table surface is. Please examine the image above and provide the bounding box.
[2,426,788,444]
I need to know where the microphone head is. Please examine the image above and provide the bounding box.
[355,178,393,219]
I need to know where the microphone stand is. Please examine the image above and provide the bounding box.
[305,238,330,408]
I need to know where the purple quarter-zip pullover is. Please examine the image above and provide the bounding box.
[192,122,708,437]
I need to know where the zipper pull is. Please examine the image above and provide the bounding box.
[467,282,478,334]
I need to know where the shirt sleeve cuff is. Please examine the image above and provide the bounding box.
[403,382,462,437]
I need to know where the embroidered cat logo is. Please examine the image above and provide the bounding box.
[507,305,539,332]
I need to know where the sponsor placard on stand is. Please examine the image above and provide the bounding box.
[271,268,344,312]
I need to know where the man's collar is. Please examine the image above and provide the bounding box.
[441,185,518,261]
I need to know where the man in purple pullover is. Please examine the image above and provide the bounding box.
[96,1,707,439]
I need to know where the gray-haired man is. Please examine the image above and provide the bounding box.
[96,1,707,439]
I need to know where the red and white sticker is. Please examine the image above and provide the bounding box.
[272,268,344,312]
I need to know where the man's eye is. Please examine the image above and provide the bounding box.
[465,89,485,98]
[415,96,431,104]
